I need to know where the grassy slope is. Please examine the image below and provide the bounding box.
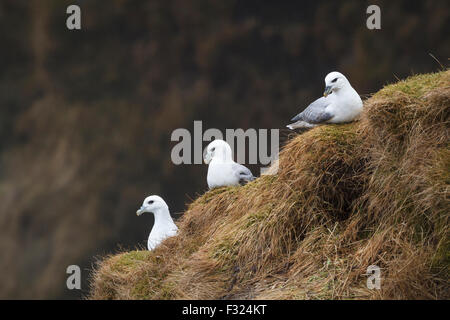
[89,70,449,300]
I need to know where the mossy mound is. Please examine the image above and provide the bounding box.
[90,70,449,300]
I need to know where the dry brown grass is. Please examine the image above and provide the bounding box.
[89,70,450,300]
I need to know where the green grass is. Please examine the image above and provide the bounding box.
[110,250,151,273]
[375,71,448,99]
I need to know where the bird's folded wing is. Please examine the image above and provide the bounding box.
[232,163,255,181]
[292,96,334,124]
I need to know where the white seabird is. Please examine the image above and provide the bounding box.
[203,139,255,189]
[136,195,178,251]
[287,71,363,129]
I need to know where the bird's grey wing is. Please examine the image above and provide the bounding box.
[291,97,334,124]
[232,163,255,185]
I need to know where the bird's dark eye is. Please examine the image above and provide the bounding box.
[211,147,215,152]
[331,78,338,83]
[148,200,154,205]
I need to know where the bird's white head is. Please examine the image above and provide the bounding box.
[203,139,232,164]
[323,71,350,97]
[136,195,168,216]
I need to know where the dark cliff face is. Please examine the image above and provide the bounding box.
[0,0,448,298]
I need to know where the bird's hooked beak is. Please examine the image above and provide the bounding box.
[323,85,333,97]
[136,206,145,216]
[204,151,211,164]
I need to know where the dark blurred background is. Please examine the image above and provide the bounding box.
[0,0,448,299]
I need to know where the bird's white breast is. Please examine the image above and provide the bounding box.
[326,87,363,123]
[207,160,240,188]
[148,223,177,250]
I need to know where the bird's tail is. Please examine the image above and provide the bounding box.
[239,175,255,185]
[286,121,317,130]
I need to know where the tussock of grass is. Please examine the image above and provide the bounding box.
[89,70,450,300]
